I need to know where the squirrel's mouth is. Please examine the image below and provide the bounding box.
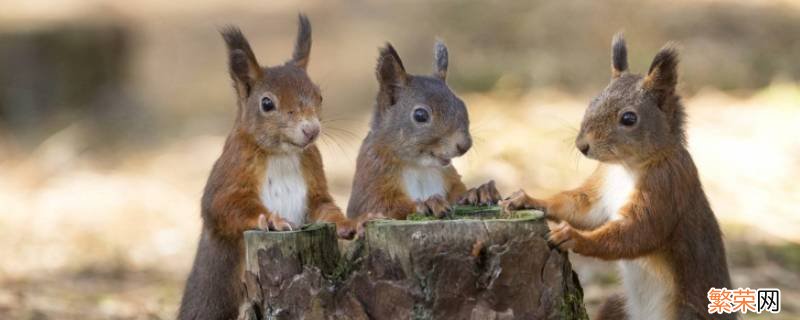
[284,140,312,150]
[430,153,452,166]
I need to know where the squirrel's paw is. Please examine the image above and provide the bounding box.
[459,180,502,206]
[356,212,387,237]
[499,189,536,212]
[258,213,294,232]
[417,195,452,218]
[334,220,357,240]
[547,221,576,251]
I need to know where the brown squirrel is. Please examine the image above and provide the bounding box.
[178,15,360,320]
[346,41,501,220]
[501,34,733,320]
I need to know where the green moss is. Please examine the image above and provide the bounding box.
[327,237,366,283]
[406,205,543,221]
[412,304,433,320]
[559,291,589,320]
[406,213,439,221]
[558,270,589,320]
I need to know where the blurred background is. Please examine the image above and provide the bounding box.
[1,0,799,319]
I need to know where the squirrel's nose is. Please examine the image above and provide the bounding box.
[578,143,590,156]
[456,141,472,156]
[302,126,319,142]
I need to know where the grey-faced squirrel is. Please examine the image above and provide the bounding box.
[347,41,502,220]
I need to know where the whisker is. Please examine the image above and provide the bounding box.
[319,133,334,153]
[325,129,358,150]
[323,131,352,160]
[320,117,361,124]
[320,133,345,158]
[325,127,360,140]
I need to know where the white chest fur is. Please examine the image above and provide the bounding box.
[585,164,637,225]
[619,257,676,320]
[260,154,308,226]
[401,166,446,201]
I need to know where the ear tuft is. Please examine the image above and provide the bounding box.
[220,25,262,96]
[611,32,628,78]
[291,14,312,69]
[229,49,253,82]
[643,43,679,92]
[376,43,407,88]
[433,39,448,81]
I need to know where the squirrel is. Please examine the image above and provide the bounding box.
[346,41,502,220]
[501,34,733,320]
[178,15,362,320]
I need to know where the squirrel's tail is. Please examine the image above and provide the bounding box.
[178,229,243,320]
[595,293,628,320]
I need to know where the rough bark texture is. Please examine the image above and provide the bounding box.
[239,214,587,320]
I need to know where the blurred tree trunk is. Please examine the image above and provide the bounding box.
[239,214,587,320]
[0,22,134,149]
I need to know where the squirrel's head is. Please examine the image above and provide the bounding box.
[370,41,471,167]
[576,33,686,166]
[221,15,322,153]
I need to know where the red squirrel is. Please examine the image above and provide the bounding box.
[347,42,501,220]
[178,15,360,320]
[501,34,733,320]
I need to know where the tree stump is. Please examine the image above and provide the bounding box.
[240,209,587,320]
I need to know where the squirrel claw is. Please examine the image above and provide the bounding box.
[264,214,293,232]
[459,180,502,206]
[417,195,451,218]
[355,212,387,237]
[499,189,544,213]
[257,214,269,230]
[547,222,575,251]
[335,220,357,240]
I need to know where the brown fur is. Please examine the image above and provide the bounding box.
[347,42,499,220]
[502,34,733,320]
[178,15,356,320]
[348,138,468,219]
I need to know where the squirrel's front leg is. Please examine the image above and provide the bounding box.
[209,190,292,238]
[501,188,598,230]
[499,189,548,213]
[547,220,642,259]
[550,205,674,260]
[311,202,357,239]
[314,203,387,239]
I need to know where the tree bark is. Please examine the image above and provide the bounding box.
[240,211,587,320]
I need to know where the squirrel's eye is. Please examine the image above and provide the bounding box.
[620,111,637,126]
[413,108,430,123]
[261,97,275,112]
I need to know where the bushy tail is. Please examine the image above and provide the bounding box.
[596,293,628,320]
[178,230,243,320]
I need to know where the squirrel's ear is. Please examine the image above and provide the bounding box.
[291,14,312,70]
[376,43,408,97]
[611,32,628,78]
[643,43,679,101]
[432,40,448,81]
[221,26,262,97]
